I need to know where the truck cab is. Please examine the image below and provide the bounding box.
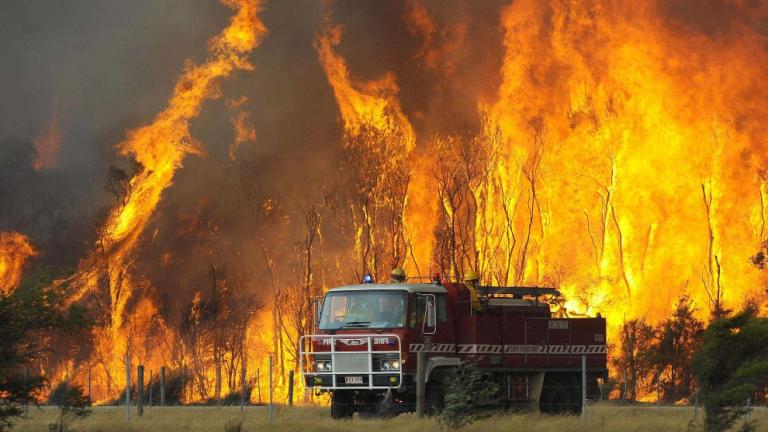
[300,282,447,417]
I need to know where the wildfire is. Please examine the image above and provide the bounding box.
[316,24,415,145]
[11,0,768,406]
[482,0,768,327]
[58,0,268,402]
[0,232,37,296]
[317,20,440,277]
[318,0,768,331]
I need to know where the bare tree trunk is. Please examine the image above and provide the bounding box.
[701,182,723,316]
[612,206,632,298]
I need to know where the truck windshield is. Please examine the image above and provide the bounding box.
[319,290,407,330]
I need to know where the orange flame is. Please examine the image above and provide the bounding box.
[0,232,37,295]
[227,96,257,160]
[32,98,62,171]
[482,0,768,327]
[318,0,768,331]
[316,24,414,147]
[59,0,268,402]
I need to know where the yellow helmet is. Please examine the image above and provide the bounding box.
[391,267,406,278]
[463,270,480,282]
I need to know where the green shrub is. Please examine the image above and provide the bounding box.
[440,364,499,429]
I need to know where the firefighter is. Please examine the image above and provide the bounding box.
[464,270,484,312]
[390,267,407,283]
[377,295,404,327]
[347,297,375,323]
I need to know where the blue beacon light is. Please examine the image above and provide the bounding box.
[362,274,373,284]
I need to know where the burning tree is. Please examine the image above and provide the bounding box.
[648,295,704,402]
[613,318,655,401]
[316,22,416,281]
[0,269,88,431]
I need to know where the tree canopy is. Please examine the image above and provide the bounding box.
[694,306,768,432]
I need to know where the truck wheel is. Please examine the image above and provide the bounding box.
[540,379,581,414]
[357,404,377,419]
[331,392,353,419]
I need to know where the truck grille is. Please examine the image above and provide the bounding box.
[334,353,369,373]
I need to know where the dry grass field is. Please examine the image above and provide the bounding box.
[9,404,768,432]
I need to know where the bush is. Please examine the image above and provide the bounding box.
[48,384,91,432]
[440,364,499,429]
[111,368,190,406]
[693,306,768,432]
[206,383,253,406]
[0,266,88,432]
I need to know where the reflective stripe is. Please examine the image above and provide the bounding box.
[408,343,607,354]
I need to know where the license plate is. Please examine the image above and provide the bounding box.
[345,376,363,384]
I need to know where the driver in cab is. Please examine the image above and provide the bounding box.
[346,297,376,323]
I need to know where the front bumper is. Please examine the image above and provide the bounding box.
[304,373,403,389]
[300,333,404,390]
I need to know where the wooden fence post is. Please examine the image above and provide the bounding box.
[160,367,166,406]
[137,365,144,416]
[268,355,274,423]
[694,389,699,420]
[125,353,131,421]
[241,360,247,413]
[257,368,261,405]
[23,368,29,418]
[288,370,294,406]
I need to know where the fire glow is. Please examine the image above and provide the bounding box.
[0,232,36,296]
[1,0,767,404]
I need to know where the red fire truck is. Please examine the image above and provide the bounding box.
[300,274,608,418]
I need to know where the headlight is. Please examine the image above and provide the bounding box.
[382,361,391,371]
[315,360,332,372]
[390,360,400,370]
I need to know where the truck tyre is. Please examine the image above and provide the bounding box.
[540,376,581,414]
[331,392,353,419]
[357,405,375,419]
[425,384,445,414]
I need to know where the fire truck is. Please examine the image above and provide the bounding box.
[300,272,608,418]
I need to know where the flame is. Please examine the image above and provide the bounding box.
[481,0,768,327]
[227,96,257,160]
[318,0,768,332]
[58,0,267,402]
[317,20,433,276]
[33,98,62,171]
[21,0,768,404]
[316,24,414,146]
[0,232,37,295]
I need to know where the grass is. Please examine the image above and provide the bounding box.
[9,404,767,432]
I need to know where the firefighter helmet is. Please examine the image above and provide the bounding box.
[464,270,480,282]
[390,267,406,281]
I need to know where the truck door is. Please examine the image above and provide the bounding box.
[411,293,454,354]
